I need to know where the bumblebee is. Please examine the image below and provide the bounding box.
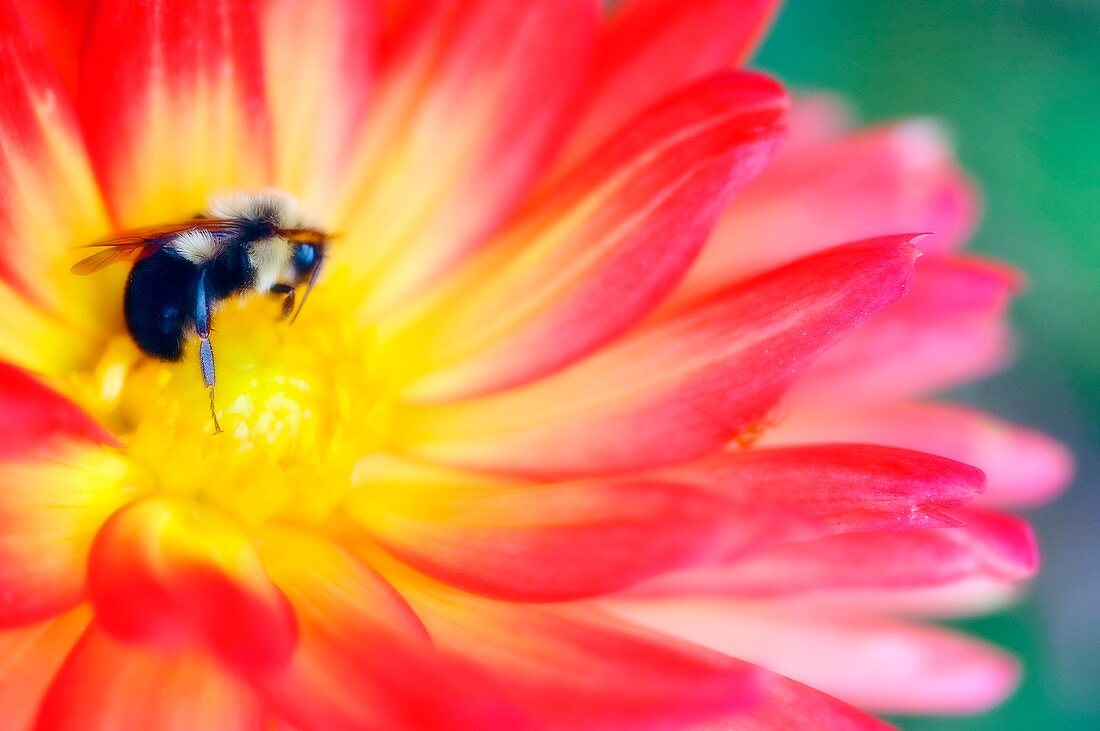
[73,192,329,433]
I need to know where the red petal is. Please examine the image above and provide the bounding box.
[0,364,129,626]
[35,626,267,730]
[254,527,525,730]
[86,496,297,672]
[80,0,272,225]
[615,600,1020,714]
[350,476,758,601]
[394,237,919,478]
[765,401,1074,508]
[10,1,92,93]
[666,443,984,535]
[262,0,379,214]
[558,0,780,168]
[392,578,763,730]
[333,0,599,315]
[396,72,787,400]
[795,255,1020,401]
[678,122,978,301]
[0,606,89,731]
[641,507,1038,598]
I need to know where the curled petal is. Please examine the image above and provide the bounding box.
[396,72,788,400]
[393,578,763,730]
[613,600,1019,715]
[80,0,272,225]
[0,364,130,626]
[394,237,919,478]
[795,254,1021,401]
[678,121,978,301]
[640,507,1038,598]
[558,0,780,167]
[349,477,755,601]
[254,527,525,730]
[665,443,984,534]
[334,0,599,315]
[86,496,297,672]
[261,0,379,214]
[0,606,89,731]
[764,401,1073,508]
[34,626,267,731]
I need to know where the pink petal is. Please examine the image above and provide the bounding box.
[332,0,599,315]
[86,496,298,673]
[613,600,1020,714]
[261,0,379,215]
[394,237,919,478]
[0,364,129,626]
[80,0,272,225]
[794,254,1020,402]
[677,122,978,301]
[556,0,781,168]
[710,673,892,730]
[396,72,787,400]
[349,476,760,601]
[393,578,763,730]
[764,401,1073,508]
[665,443,984,534]
[34,626,267,730]
[254,527,526,730]
[640,507,1038,598]
[0,606,89,731]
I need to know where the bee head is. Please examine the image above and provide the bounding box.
[284,232,327,324]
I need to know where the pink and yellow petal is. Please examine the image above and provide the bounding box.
[0,364,133,626]
[763,401,1073,508]
[613,600,1019,715]
[0,605,90,731]
[348,475,759,601]
[86,496,297,672]
[332,0,599,316]
[392,72,787,400]
[261,0,380,215]
[392,237,918,478]
[253,526,524,730]
[80,0,272,226]
[390,574,763,730]
[557,0,780,168]
[34,626,268,731]
[677,122,977,301]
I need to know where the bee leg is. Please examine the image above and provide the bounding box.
[270,282,295,319]
[195,271,222,434]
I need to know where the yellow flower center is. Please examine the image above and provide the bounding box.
[69,284,393,529]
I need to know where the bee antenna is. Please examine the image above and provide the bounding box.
[289,249,324,324]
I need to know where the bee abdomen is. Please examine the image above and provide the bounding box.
[124,250,197,361]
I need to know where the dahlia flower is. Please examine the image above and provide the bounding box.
[0,0,1073,729]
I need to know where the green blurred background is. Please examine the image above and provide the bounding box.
[756,1,1099,728]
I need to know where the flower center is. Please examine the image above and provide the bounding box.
[70,289,391,529]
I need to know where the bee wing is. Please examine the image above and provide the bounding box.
[71,219,243,275]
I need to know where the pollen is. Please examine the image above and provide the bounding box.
[69,293,394,529]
